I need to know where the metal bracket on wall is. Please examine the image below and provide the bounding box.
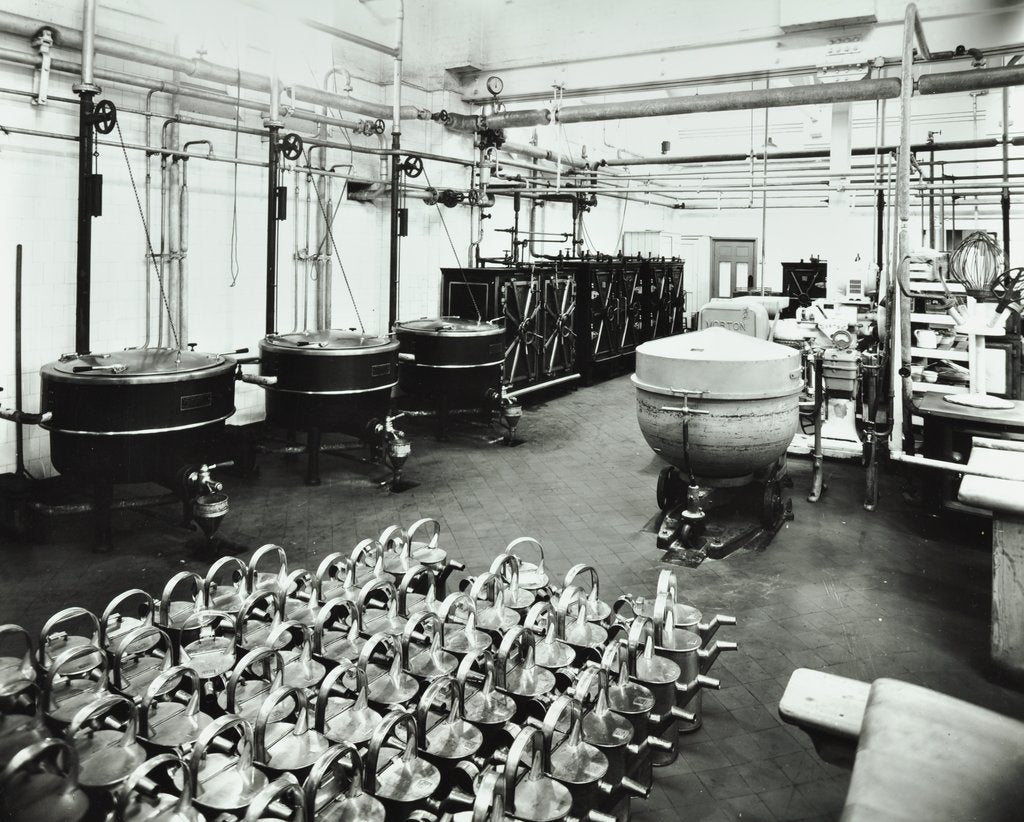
[30,27,54,105]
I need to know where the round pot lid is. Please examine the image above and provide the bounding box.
[50,348,227,378]
[263,330,397,354]
[396,317,504,337]
[634,327,802,400]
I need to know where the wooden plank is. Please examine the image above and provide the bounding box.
[779,668,869,740]
[993,515,1024,682]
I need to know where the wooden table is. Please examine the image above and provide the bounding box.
[917,393,1024,514]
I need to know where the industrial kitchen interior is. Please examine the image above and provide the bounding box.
[2,0,1024,820]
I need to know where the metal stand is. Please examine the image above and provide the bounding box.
[808,350,828,503]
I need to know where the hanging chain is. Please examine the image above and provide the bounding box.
[114,119,180,349]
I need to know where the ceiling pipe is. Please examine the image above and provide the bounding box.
[0,46,366,131]
[501,140,587,169]
[455,61,1024,133]
[918,62,1024,94]
[594,137,1002,168]
[301,17,399,57]
[458,78,903,131]
[0,9,426,121]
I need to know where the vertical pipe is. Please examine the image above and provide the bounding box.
[293,167,301,332]
[179,158,189,348]
[894,3,918,455]
[1003,73,1011,260]
[159,144,170,347]
[80,0,96,86]
[928,141,935,247]
[387,0,405,329]
[759,96,769,290]
[74,86,96,354]
[142,89,155,348]
[168,158,180,347]
[939,163,946,251]
[14,245,24,476]
[266,62,282,335]
[73,0,100,354]
[876,189,885,273]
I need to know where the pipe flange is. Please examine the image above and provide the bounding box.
[71,82,101,95]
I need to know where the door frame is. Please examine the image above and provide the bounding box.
[710,237,759,297]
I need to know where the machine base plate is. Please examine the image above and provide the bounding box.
[651,465,793,566]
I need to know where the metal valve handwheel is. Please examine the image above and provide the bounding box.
[280,133,304,161]
[401,155,425,178]
[373,118,386,135]
[93,99,117,134]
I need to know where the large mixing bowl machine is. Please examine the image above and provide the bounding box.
[632,327,802,562]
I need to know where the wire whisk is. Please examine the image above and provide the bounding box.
[947,231,1004,301]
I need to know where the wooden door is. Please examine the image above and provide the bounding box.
[710,239,757,298]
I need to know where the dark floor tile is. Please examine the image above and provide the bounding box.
[758,785,821,820]
[734,757,793,793]
[697,766,754,800]
[770,750,830,786]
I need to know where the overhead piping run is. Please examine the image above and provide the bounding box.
[449,61,1024,133]
[0,9,425,121]
[0,46,366,132]
[593,138,1004,168]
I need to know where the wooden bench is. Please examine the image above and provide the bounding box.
[780,670,1024,821]
[778,668,870,768]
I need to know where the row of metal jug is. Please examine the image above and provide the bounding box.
[0,522,737,821]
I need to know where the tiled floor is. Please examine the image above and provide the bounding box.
[4,373,1024,821]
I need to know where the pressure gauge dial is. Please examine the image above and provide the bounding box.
[486,75,504,96]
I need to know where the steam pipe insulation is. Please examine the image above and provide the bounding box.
[462,62,1024,132]
[0,9,425,121]
[475,78,902,130]
[917,63,1024,95]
